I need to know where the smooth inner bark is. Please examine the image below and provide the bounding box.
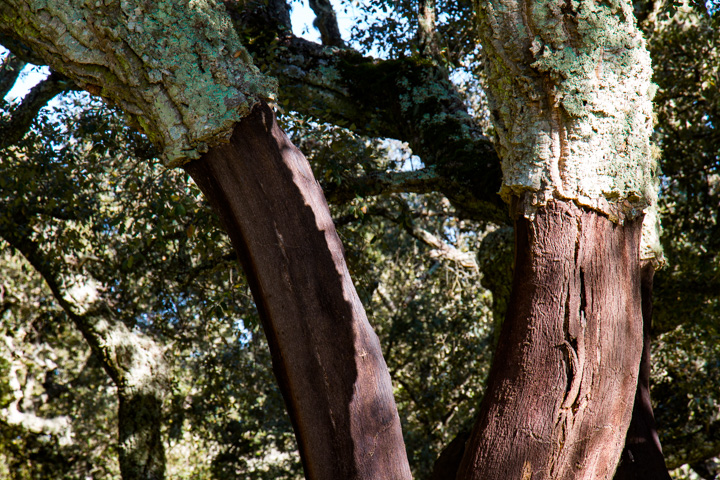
[613,262,672,479]
[184,102,411,480]
[457,200,644,480]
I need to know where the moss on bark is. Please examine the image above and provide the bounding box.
[0,0,276,166]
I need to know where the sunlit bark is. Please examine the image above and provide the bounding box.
[185,102,411,479]
[458,0,663,477]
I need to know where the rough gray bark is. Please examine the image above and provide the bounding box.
[184,101,412,480]
[457,200,644,479]
[473,0,656,219]
[0,0,276,166]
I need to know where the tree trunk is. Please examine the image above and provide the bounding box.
[429,429,470,480]
[118,391,166,480]
[1,3,409,476]
[457,199,644,480]
[184,101,411,480]
[614,261,672,479]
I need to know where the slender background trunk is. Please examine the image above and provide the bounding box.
[0,215,168,480]
[184,102,412,480]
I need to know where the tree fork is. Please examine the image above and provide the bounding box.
[231,1,507,224]
[457,200,644,479]
[184,101,412,480]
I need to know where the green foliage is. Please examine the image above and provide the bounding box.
[638,3,720,471]
[350,0,478,67]
[0,92,300,478]
[0,250,118,480]
[2,0,720,478]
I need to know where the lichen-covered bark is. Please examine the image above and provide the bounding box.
[94,320,168,480]
[475,0,657,222]
[417,0,441,59]
[0,0,275,166]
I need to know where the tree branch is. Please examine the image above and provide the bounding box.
[417,0,441,59]
[0,214,120,385]
[376,202,478,269]
[232,2,508,224]
[334,199,477,268]
[0,71,77,148]
[323,167,443,205]
[0,51,25,100]
[410,226,478,269]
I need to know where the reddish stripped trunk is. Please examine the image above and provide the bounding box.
[457,200,644,480]
[614,262,672,479]
[184,102,411,480]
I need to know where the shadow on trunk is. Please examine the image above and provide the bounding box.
[184,102,411,480]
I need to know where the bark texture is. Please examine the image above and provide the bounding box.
[184,102,411,480]
[0,0,275,165]
[474,0,656,221]
[117,392,166,480]
[457,200,644,480]
[614,262,672,479]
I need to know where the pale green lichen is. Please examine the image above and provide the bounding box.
[0,0,277,166]
[475,0,658,225]
[640,206,665,266]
